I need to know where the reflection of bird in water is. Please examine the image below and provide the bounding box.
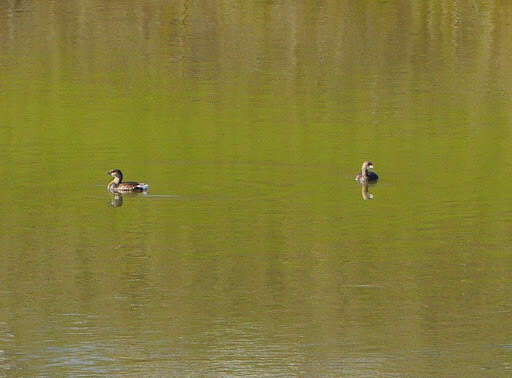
[355,161,379,183]
[110,191,149,208]
[361,182,374,200]
[110,193,123,207]
[107,169,149,193]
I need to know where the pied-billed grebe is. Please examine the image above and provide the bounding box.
[107,169,148,193]
[355,161,379,183]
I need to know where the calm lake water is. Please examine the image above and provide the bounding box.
[1,1,512,376]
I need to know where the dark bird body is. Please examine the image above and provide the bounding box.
[107,169,149,193]
[355,161,379,183]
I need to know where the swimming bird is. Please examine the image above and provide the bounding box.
[355,161,379,183]
[107,169,148,193]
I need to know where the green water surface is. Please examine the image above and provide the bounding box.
[1,1,511,376]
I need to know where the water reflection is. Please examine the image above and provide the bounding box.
[110,193,123,207]
[110,192,148,207]
[360,182,375,200]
